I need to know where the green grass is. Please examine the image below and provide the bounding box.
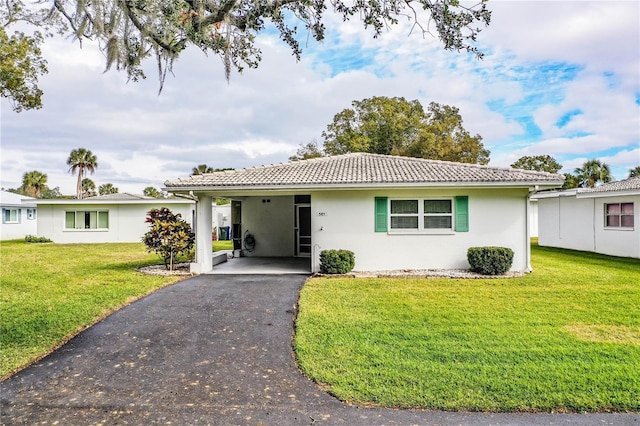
[294,243,640,412]
[213,240,233,251]
[0,240,184,378]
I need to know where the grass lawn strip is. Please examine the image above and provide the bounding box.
[294,244,640,412]
[0,240,187,379]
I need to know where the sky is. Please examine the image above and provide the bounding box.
[1,1,639,195]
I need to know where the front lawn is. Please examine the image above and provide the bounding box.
[294,244,640,412]
[0,240,184,378]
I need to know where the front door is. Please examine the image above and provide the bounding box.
[295,204,311,257]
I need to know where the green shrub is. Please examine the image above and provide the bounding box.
[467,246,514,275]
[24,235,52,243]
[320,249,355,274]
[142,208,195,271]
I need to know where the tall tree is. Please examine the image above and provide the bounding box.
[143,186,163,198]
[0,27,47,112]
[67,148,98,199]
[47,0,490,90]
[322,97,489,164]
[628,166,640,178]
[192,164,215,175]
[289,140,324,161]
[98,183,119,195]
[0,2,61,111]
[511,155,562,173]
[574,159,613,188]
[562,173,580,190]
[81,178,97,198]
[407,102,489,164]
[323,97,426,156]
[21,170,48,197]
[40,186,64,199]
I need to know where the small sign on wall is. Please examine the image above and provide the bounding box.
[316,212,328,217]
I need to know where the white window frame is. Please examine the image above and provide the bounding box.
[2,208,21,224]
[64,210,110,231]
[604,202,634,230]
[389,198,454,234]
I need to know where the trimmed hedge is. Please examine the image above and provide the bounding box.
[467,246,514,275]
[320,249,355,274]
[25,235,52,243]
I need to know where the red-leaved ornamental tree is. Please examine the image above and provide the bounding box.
[142,208,195,271]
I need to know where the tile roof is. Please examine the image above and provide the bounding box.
[165,153,563,189]
[578,176,640,194]
[86,193,156,200]
[0,190,36,206]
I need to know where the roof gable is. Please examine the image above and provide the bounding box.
[165,153,563,190]
[0,190,37,207]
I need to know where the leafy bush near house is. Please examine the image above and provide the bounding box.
[467,246,514,275]
[320,249,355,274]
[24,235,52,243]
[142,208,195,271]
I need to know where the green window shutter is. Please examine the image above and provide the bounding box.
[455,196,469,232]
[374,197,388,232]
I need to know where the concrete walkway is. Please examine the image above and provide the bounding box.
[1,275,637,425]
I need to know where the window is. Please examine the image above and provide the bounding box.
[390,200,419,229]
[64,211,109,230]
[375,196,468,233]
[424,199,453,229]
[605,203,634,229]
[2,208,20,224]
[27,209,36,220]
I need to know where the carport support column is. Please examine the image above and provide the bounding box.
[192,195,213,274]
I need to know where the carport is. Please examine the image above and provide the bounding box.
[208,255,311,274]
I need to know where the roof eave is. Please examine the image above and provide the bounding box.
[576,189,640,198]
[165,180,563,194]
[34,199,195,205]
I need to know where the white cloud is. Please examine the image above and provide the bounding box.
[1,1,638,192]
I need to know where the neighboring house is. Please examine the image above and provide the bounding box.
[35,193,195,243]
[0,191,37,240]
[164,153,563,274]
[533,177,640,258]
[213,203,232,240]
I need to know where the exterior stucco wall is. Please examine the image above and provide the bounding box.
[537,194,639,258]
[538,196,595,252]
[37,202,194,243]
[309,188,529,273]
[238,196,295,257]
[593,195,639,258]
[1,207,38,240]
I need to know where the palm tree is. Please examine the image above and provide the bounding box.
[98,183,119,195]
[81,178,97,198]
[629,166,640,178]
[191,164,214,175]
[67,148,98,199]
[21,170,48,198]
[574,159,613,188]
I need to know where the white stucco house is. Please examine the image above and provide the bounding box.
[533,176,640,258]
[164,153,563,274]
[1,191,37,240]
[34,193,196,243]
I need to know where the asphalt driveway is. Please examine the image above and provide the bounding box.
[1,274,638,425]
